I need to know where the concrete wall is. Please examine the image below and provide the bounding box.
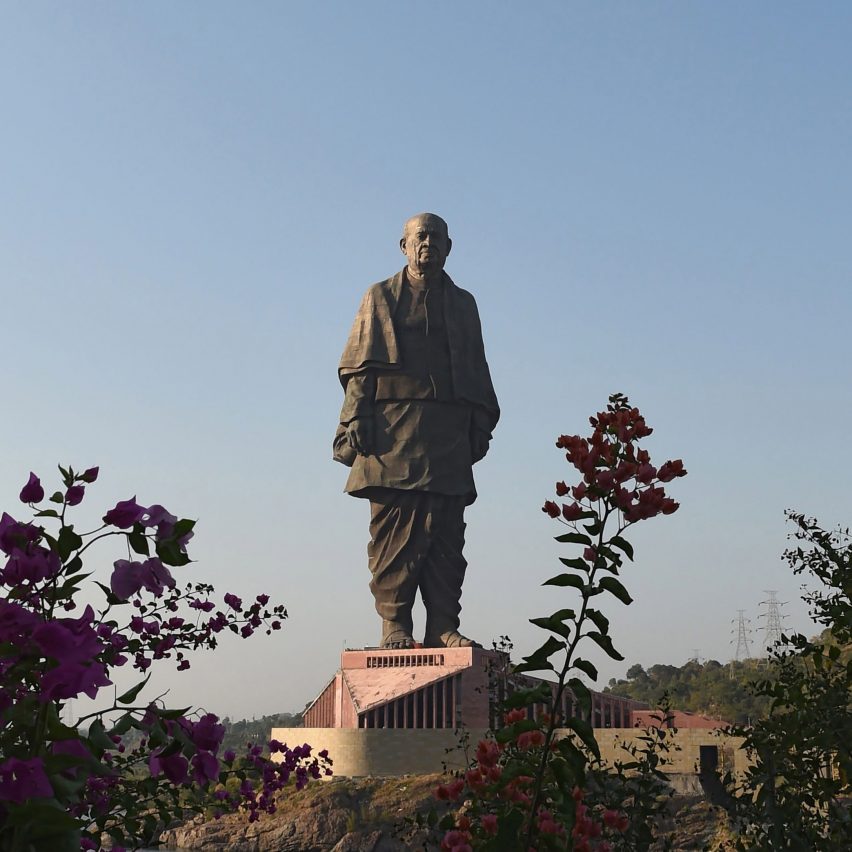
[273,726,749,779]
[592,728,749,777]
[272,727,489,777]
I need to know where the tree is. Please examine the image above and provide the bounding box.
[721,513,852,849]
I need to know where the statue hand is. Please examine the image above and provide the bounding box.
[470,430,490,463]
[347,418,375,456]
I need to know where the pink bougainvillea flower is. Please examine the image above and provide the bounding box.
[561,502,584,522]
[541,500,560,518]
[19,472,44,504]
[481,813,498,835]
[657,459,686,482]
[103,497,146,529]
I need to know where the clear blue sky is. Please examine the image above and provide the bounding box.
[2,3,850,720]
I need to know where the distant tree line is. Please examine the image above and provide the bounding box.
[604,658,772,724]
[219,712,304,754]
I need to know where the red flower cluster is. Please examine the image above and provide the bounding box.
[543,398,686,525]
[570,787,628,852]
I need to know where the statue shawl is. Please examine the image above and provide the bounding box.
[338,269,500,425]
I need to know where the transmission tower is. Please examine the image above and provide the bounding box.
[731,610,753,661]
[757,590,788,654]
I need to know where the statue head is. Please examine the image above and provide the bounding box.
[400,213,452,278]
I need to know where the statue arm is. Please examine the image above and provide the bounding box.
[340,372,376,456]
[470,406,494,463]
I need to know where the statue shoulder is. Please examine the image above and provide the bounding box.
[360,272,404,309]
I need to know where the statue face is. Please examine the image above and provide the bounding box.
[400,214,452,276]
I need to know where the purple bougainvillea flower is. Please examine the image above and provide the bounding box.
[19,472,44,504]
[0,513,41,555]
[110,560,143,600]
[40,661,111,701]
[223,593,242,611]
[0,756,54,804]
[192,714,225,752]
[149,751,189,785]
[0,601,41,648]
[139,558,175,596]
[33,606,104,665]
[103,497,146,529]
[191,750,220,785]
[144,504,176,533]
[81,466,99,483]
[2,544,61,585]
[65,485,85,506]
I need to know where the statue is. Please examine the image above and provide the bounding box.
[334,213,499,649]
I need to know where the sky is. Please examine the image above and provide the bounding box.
[2,2,851,721]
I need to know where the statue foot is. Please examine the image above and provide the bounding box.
[424,630,482,649]
[380,621,415,649]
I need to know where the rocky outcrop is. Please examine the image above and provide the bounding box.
[159,774,449,851]
[160,775,734,851]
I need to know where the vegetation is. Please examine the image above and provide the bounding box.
[219,712,303,755]
[719,513,852,850]
[604,659,771,725]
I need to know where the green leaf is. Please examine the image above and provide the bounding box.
[128,525,150,556]
[567,677,592,717]
[117,675,150,705]
[158,737,185,758]
[565,716,600,760]
[585,608,610,636]
[156,538,191,567]
[2,799,80,835]
[491,809,525,851]
[555,532,592,545]
[495,718,540,744]
[550,754,583,791]
[49,491,64,504]
[156,706,192,720]
[64,555,84,575]
[584,519,601,536]
[609,535,634,561]
[543,572,585,590]
[529,615,571,640]
[559,556,592,573]
[57,525,83,561]
[572,658,598,681]
[586,630,625,661]
[87,719,114,753]
[598,575,633,605]
[34,509,60,518]
[554,738,587,783]
[514,636,565,674]
[502,682,553,710]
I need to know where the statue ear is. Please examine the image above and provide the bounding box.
[399,236,408,255]
[445,238,452,257]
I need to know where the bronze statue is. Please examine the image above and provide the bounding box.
[334,213,499,649]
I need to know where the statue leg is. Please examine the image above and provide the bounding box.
[367,490,428,649]
[421,495,480,648]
